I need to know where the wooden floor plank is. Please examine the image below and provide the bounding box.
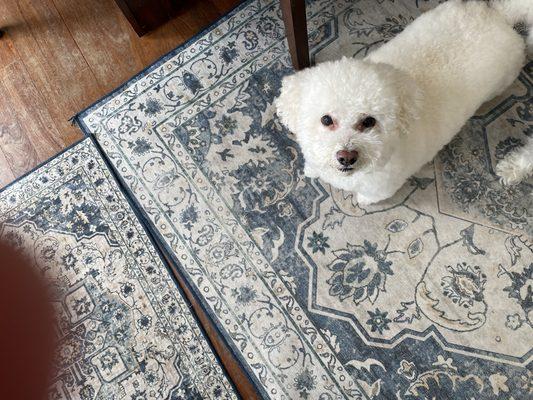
[51,0,145,92]
[0,148,16,188]
[209,0,242,15]
[128,20,192,69]
[0,61,65,177]
[172,1,223,40]
[0,0,101,142]
[0,30,18,71]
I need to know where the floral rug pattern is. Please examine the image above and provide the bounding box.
[78,0,532,398]
[0,139,237,400]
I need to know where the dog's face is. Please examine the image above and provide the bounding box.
[275,58,421,177]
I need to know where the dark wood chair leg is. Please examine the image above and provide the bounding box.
[280,0,310,70]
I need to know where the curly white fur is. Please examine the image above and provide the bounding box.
[276,0,532,204]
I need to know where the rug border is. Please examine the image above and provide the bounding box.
[0,136,243,399]
[87,129,270,399]
[72,0,255,129]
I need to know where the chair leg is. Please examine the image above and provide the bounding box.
[280,0,310,70]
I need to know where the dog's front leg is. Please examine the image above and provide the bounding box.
[356,193,384,206]
[303,162,320,179]
[356,178,405,205]
[355,193,371,206]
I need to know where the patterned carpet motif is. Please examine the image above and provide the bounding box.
[0,139,237,400]
[78,0,532,398]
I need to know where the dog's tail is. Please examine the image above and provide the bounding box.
[491,0,533,50]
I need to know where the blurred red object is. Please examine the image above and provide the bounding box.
[0,240,55,400]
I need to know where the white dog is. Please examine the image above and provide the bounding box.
[276,0,532,204]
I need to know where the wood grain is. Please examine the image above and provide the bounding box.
[125,18,191,74]
[172,1,223,37]
[280,0,309,70]
[0,148,16,188]
[0,60,64,177]
[0,30,18,70]
[1,0,100,143]
[52,0,144,91]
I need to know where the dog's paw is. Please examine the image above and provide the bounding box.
[357,193,376,206]
[495,138,533,185]
[304,164,320,179]
[496,159,521,185]
[496,154,532,185]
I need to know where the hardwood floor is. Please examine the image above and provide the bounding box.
[0,0,241,188]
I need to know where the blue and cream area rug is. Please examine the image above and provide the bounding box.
[0,139,237,399]
[75,0,532,398]
[1,0,522,399]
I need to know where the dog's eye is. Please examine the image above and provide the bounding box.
[361,116,376,129]
[356,116,377,131]
[321,115,334,126]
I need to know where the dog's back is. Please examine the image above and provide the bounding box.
[367,0,526,130]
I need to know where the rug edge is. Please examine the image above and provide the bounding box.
[87,135,269,399]
[87,136,247,399]
[72,0,256,133]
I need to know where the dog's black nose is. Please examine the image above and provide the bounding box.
[336,150,358,167]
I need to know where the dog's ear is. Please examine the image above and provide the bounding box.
[275,72,304,134]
